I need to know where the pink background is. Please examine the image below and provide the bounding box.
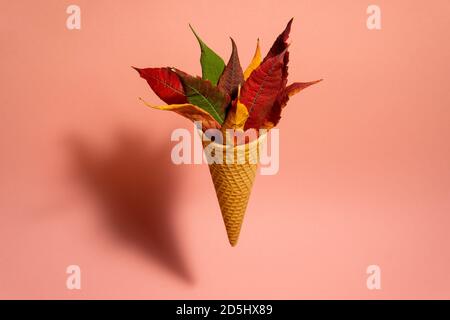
[1,0,449,299]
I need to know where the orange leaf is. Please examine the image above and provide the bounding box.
[222,93,248,132]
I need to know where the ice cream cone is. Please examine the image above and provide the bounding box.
[201,132,266,246]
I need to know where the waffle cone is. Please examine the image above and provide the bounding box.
[202,132,266,246]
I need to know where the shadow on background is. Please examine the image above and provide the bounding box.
[68,130,192,283]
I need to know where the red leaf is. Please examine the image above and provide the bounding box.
[263,80,323,129]
[218,38,244,99]
[285,80,323,98]
[240,51,286,130]
[264,19,293,111]
[133,67,187,104]
[281,50,290,88]
[263,18,293,62]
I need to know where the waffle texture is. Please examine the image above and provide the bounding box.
[203,134,266,246]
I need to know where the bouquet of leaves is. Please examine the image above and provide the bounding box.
[134,19,321,246]
[134,18,320,136]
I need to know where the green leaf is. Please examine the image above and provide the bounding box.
[175,69,230,124]
[189,24,225,85]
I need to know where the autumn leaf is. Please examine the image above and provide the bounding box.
[286,80,322,97]
[262,79,323,129]
[221,87,248,132]
[175,69,230,124]
[243,39,262,80]
[222,99,248,145]
[139,98,220,130]
[263,18,293,62]
[255,18,308,130]
[189,24,225,85]
[218,38,244,99]
[263,18,293,91]
[133,67,187,104]
[221,93,249,145]
[240,51,286,130]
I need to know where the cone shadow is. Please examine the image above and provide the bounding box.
[68,130,192,283]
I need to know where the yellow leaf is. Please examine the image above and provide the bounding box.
[221,99,249,145]
[139,98,220,130]
[243,39,262,80]
[221,86,249,132]
[233,99,249,130]
[221,101,249,132]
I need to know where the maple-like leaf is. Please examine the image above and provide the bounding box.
[240,51,286,130]
[139,98,220,130]
[262,79,323,129]
[243,39,262,80]
[175,70,230,124]
[133,67,187,104]
[189,25,225,85]
[218,38,244,99]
